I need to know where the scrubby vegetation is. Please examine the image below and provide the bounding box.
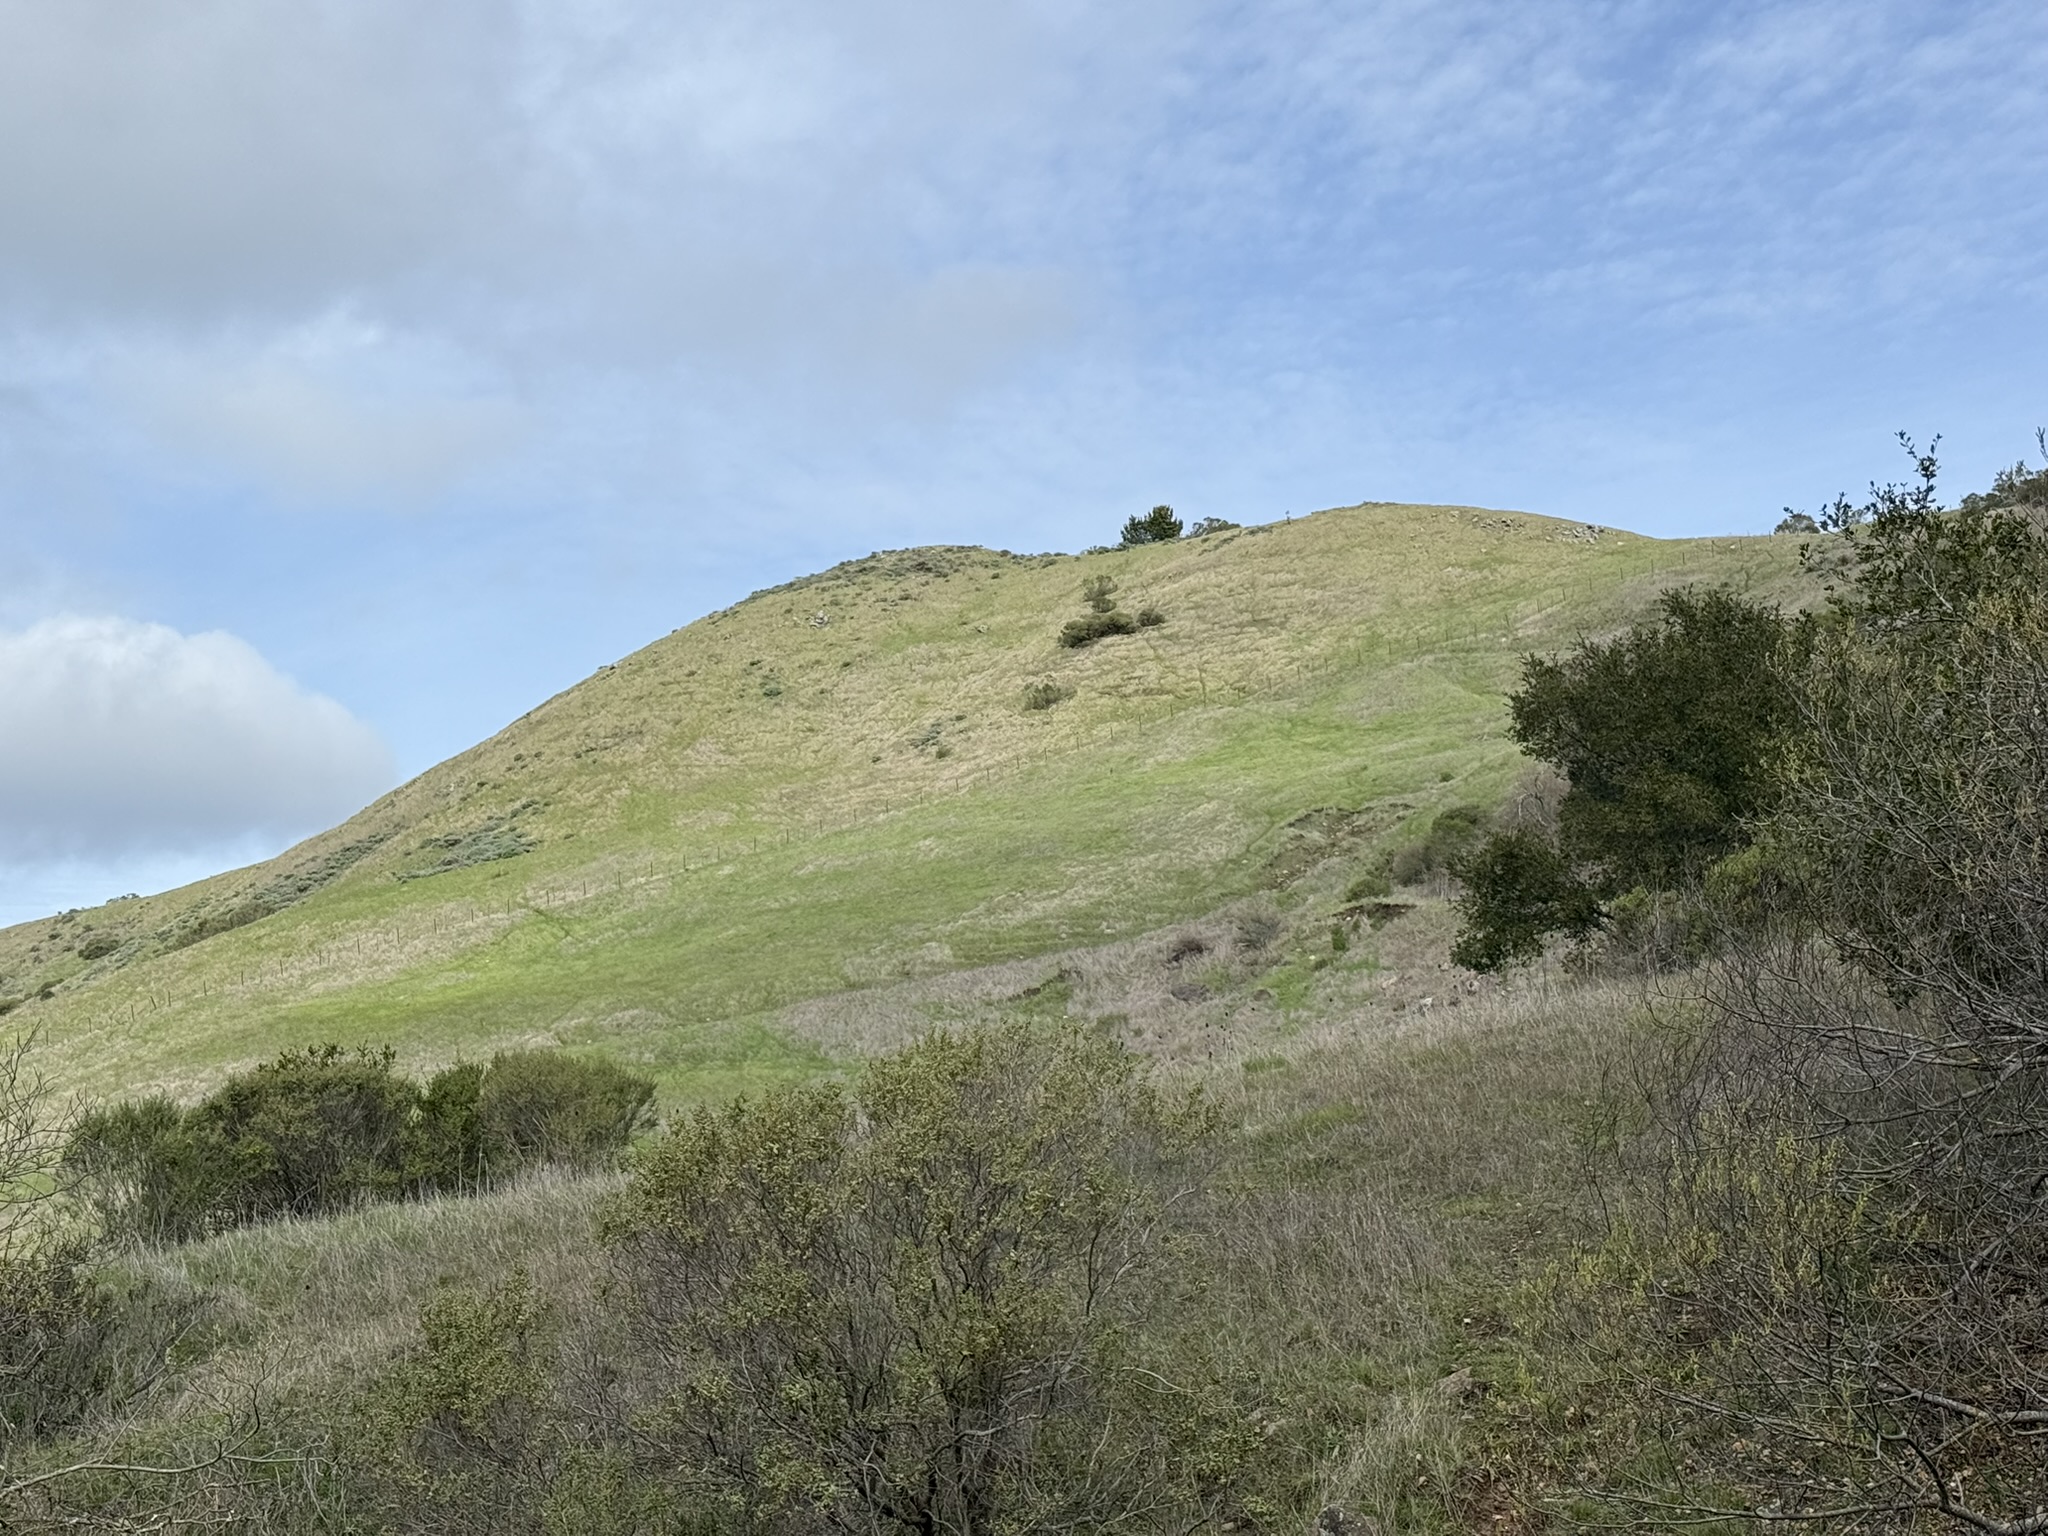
[1058,609,1140,647]
[16,451,2047,1532]
[64,1045,653,1242]
[1058,574,1166,648]
[1449,584,1795,969]
[1457,437,2048,1532]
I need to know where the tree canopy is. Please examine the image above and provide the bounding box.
[1453,586,1795,969]
[1120,504,1182,545]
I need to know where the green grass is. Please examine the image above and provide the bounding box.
[73,892,1657,1532]
[0,504,1806,1104]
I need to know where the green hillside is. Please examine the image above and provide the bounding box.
[0,503,1802,1103]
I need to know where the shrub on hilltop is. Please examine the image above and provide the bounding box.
[1119,504,1183,546]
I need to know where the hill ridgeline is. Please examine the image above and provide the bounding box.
[0,503,1801,1101]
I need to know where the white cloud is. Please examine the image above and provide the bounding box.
[0,616,393,861]
[125,348,524,503]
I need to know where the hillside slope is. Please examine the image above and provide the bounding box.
[0,504,1803,1101]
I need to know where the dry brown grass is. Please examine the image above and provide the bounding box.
[125,1167,612,1419]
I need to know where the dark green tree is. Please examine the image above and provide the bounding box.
[1449,831,1603,971]
[1120,505,1183,546]
[1453,586,1796,969]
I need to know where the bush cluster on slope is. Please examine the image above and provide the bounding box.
[65,1045,654,1242]
[1509,437,2048,1532]
[1057,574,1166,649]
[316,1025,1252,1536]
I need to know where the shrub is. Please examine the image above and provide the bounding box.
[408,1061,487,1193]
[65,1095,231,1244]
[1120,505,1183,546]
[1511,587,1793,888]
[1135,605,1165,628]
[1549,444,2048,1530]
[0,1243,201,1446]
[1449,830,1601,971]
[70,1046,426,1239]
[1058,610,1139,648]
[67,1046,656,1243]
[476,1050,654,1174]
[347,1270,564,1534]
[0,1244,111,1443]
[0,1029,201,1447]
[1081,575,1118,613]
[1343,867,1391,903]
[1021,680,1074,711]
[600,1023,1237,1534]
[194,1044,417,1225]
[1187,516,1238,537]
[1388,804,1485,886]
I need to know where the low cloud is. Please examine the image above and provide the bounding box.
[0,616,394,861]
[129,353,523,503]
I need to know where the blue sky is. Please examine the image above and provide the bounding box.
[1,0,2044,922]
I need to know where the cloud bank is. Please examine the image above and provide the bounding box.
[0,617,394,862]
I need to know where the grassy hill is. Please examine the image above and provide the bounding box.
[0,503,1803,1103]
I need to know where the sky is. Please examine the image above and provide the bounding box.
[1,0,2044,923]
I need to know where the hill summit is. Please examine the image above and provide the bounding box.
[1,503,1797,1101]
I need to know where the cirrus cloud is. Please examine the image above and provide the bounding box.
[0,616,393,862]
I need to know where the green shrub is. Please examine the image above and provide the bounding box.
[1136,605,1165,628]
[476,1051,654,1174]
[0,1242,115,1441]
[1450,830,1602,971]
[0,1245,202,1449]
[1021,680,1075,711]
[1451,586,1796,970]
[1120,505,1183,546]
[67,1046,655,1243]
[600,1023,1239,1534]
[347,1270,563,1533]
[65,1095,228,1243]
[1187,516,1238,537]
[1343,867,1391,903]
[1081,575,1118,613]
[1388,805,1485,886]
[1058,610,1139,648]
[408,1061,487,1193]
[1510,587,1793,888]
[195,1044,417,1225]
